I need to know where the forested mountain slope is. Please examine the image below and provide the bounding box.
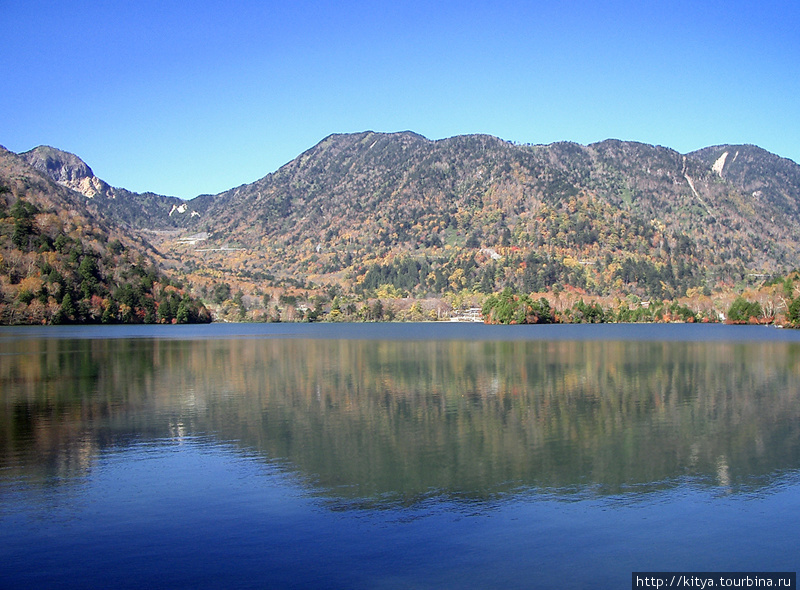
[10,132,800,307]
[163,132,800,298]
[689,144,800,221]
[0,146,210,324]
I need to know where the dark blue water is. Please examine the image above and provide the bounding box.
[1,324,799,589]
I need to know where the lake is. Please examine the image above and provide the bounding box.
[1,323,799,589]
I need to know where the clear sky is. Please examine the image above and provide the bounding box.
[2,0,798,199]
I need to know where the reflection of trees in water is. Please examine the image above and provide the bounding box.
[2,336,800,499]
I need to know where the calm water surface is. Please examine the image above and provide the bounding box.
[1,323,799,589]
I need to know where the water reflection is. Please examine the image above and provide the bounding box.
[2,331,800,504]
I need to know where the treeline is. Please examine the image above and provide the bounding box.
[355,253,579,297]
[202,281,423,324]
[481,287,702,325]
[482,273,800,326]
[199,266,800,326]
[352,248,703,300]
[0,195,211,325]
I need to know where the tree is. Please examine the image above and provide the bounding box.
[108,239,124,255]
[482,288,554,324]
[10,200,38,250]
[572,300,606,323]
[78,256,101,298]
[212,282,232,304]
[102,301,118,324]
[787,298,800,326]
[60,292,76,321]
[371,299,384,321]
[54,233,70,253]
[176,297,190,324]
[727,296,762,323]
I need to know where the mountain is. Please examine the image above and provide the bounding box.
[688,144,800,220]
[19,146,201,230]
[150,132,800,300]
[0,146,210,324]
[8,133,800,319]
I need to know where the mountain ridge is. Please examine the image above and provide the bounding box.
[17,133,800,216]
[19,145,200,230]
[5,132,800,319]
[166,132,800,286]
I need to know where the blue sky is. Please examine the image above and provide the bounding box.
[2,0,798,199]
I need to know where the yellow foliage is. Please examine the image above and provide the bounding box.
[448,268,467,291]
[18,275,43,294]
[376,284,403,299]
[562,256,581,268]
[685,287,702,299]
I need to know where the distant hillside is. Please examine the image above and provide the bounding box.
[156,132,800,299]
[0,146,210,324]
[688,144,800,220]
[20,146,201,230]
[8,132,800,311]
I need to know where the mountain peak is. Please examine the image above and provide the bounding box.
[19,145,114,200]
[16,146,196,229]
[21,145,95,183]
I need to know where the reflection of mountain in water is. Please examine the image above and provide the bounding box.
[2,335,800,502]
